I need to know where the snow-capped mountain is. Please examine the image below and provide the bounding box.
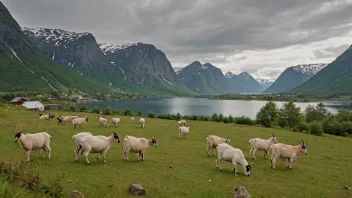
[256,79,274,91]
[224,72,235,79]
[173,67,183,74]
[263,63,328,94]
[99,43,139,55]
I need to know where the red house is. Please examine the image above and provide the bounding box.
[11,97,29,105]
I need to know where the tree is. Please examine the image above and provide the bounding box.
[211,113,219,122]
[103,107,113,115]
[305,103,328,122]
[79,105,88,112]
[256,101,279,127]
[176,113,182,120]
[148,112,156,118]
[316,103,328,120]
[70,105,76,112]
[92,107,100,114]
[278,101,302,128]
[124,108,132,116]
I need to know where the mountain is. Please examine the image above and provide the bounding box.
[257,79,274,91]
[0,2,108,93]
[227,72,262,93]
[22,27,130,90]
[177,61,228,95]
[287,46,352,97]
[100,43,194,96]
[173,67,183,74]
[263,63,327,94]
[224,72,235,79]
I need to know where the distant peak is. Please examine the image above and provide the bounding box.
[99,43,140,54]
[239,72,250,76]
[291,63,328,75]
[224,72,235,79]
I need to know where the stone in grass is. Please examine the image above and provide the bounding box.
[234,186,251,198]
[70,190,85,198]
[129,184,146,196]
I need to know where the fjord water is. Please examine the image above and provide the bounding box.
[86,98,347,118]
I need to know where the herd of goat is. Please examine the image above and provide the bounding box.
[13,113,308,176]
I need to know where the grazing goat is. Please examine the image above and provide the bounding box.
[206,135,230,156]
[215,143,251,176]
[61,116,78,124]
[131,117,135,122]
[123,135,157,161]
[270,139,308,169]
[177,120,187,127]
[80,131,121,164]
[139,117,145,128]
[112,118,120,127]
[249,133,277,160]
[96,116,109,128]
[179,126,190,138]
[72,117,88,128]
[72,132,93,161]
[14,131,52,162]
[57,116,63,124]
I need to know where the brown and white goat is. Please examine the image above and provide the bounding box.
[270,139,308,169]
[206,135,230,156]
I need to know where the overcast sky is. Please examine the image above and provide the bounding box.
[3,0,352,81]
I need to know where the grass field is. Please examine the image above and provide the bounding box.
[0,108,352,197]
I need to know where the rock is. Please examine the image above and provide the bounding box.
[129,184,146,196]
[66,180,72,183]
[234,186,251,198]
[70,190,85,198]
[169,166,173,168]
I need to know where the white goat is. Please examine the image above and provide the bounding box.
[139,117,145,128]
[206,135,230,156]
[177,120,187,127]
[39,113,54,120]
[215,143,251,176]
[61,116,78,124]
[80,131,121,164]
[14,131,52,162]
[179,126,190,138]
[72,132,92,161]
[123,135,157,161]
[131,117,135,122]
[96,116,109,127]
[72,117,88,128]
[270,139,308,169]
[112,118,120,128]
[249,133,278,160]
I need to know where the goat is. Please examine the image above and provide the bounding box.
[80,131,121,164]
[179,126,190,138]
[112,118,120,128]
[249,133,277,160]
[215,143,251,176]
[139,117,145,128]
[123,135,157,161]
[72,132,93,161]
[72,117,88,128]
[177,120,187,127]
[206,135,230,156]
[270,139,308,169]
[96,116,109,128]
[14,130,52,162]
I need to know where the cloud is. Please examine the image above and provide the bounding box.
[3,0,352,80]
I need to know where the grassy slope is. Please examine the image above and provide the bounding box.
[0,109,351,197]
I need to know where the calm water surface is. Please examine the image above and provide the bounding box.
[86,98,349,119]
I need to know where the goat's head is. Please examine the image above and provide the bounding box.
[85,117,89,122]
[245,164,251,176]
[14,130,23,142]
[300,139,308,155]
[226,137,231,143]
[113,131,120,143]
[151,137,157,148]
[39,114,42,117]
[271,133,278,143]
[96,116,100,119]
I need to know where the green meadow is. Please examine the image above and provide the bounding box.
[0,108,352,197]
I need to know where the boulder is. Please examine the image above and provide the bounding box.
[234,186,251,198]
[129,184,146,196]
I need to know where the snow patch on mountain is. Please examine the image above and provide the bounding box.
[224,72,235,79]
[99,43,139,54]
[292,63,328,75]
[257,79,274,84]
[173,67,183,74]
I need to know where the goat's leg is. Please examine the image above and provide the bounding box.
[95,153,101,162]
[124,150,129,161]
[207,145,210,156]
[232,162,238,176]
[103,152,106,163]
[26,150,31,162]
[289,159,293,169]
[141,152,145,161]
[252,149,257,160]
[85,155,90,165]
[286,159,290,168]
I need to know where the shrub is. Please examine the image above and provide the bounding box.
[79,105,88,112]
[203,116,210,121]
[295,122,309,132]
[148,112,156,118]
[113,109,121,115]
[211,113,218,121]
[123,108,133,116]
[176,113,182,120]
[309,122,323,136]
[342,121,352,134]
[336,109,352,122]
[102,107,113,115]
[228,115,234,123]
[218,113,224,122]
[223,117,230,124]
[70,105,76,112]
[137,111,143,116]
[234,116,255,126]
[92,107,100,114]
[256,101,279,127]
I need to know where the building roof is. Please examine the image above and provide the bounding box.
[22,101,44,109]
[11,97,29,102]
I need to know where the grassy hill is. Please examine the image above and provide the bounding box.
[0,108,351,197]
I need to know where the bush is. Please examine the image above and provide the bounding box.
[295,122,309,132]
[218,113,224,122]
[203,116,210,121]
[148,112,156,118]
[92,107,100,114]
[113,109,121,115]
[223,117,230,124]
[228,115,234,123]
[342,121,352,134]
[70,105,76,112]
[137,111,143,116]
[102,107,113,115]
[79,105,88,112]
[234,116,255,126]
[123,108,133,116]
[176,113,182,120]
[309,122,323,136]
[211,113,218,121]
